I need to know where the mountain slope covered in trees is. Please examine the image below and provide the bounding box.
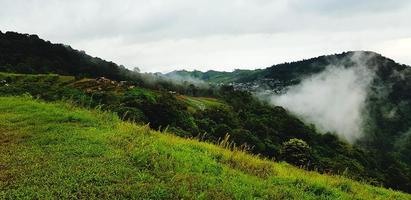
[0,31,135,80]
[169,52,411,192]
[0,31,410,193]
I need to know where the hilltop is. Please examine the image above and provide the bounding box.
[1,96,410,199]
[0,31,135,80]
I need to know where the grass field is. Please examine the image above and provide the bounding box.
[177,95,225,111]
[0,72,75,84]
[0,96,410,199]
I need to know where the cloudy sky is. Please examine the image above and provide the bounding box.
[0,0,410,72]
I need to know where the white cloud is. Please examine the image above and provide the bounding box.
[0,0,410,72]
[372,37,411,65]
[270,53,375,142]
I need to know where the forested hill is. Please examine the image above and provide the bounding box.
[0,31,209,94]
[1,31,411,193]
[254,51,408,83]
[167,51,409,86]
[168,51,411,193]
[0,31,136,80]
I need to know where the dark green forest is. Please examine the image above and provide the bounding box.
[0,31,410,193]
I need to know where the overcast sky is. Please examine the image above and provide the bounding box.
[0,0,410,72]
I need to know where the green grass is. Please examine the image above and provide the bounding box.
[126,87,159,102]
[0,72,75,84]
[0,96,410,199]
[178,95,225,111]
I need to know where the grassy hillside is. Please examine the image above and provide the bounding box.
[2,72,411,193]
[0,96,409,199]
[177,95,225,111]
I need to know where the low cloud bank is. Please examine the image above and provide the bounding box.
[270,53,375,142]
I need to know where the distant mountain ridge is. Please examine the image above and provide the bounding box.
[167,51,409,87]
[166,69,262,84]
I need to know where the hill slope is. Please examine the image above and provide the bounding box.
[0,31,216,93]
[0,31,137,80]
[0,96,410,199]
[0,31,410,193]
[168,52,411,192]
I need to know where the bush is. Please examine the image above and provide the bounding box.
[280,138,311,168]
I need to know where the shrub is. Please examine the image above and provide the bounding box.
[280,138,311,168]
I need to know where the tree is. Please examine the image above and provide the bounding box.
[280,138,311,168]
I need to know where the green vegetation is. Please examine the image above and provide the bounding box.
[1,96,410,199]
[0,31,217,96]
[167,52,411,193]
[1,72,410,193]
[177,95,224,111]
[280,139,312,168]
[1,31,411,193]
[0,31,132,80]
[166,69,262,84]
[0,72,74,84]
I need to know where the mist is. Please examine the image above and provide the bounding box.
[270,54,375,142]
[164,73,210,88]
